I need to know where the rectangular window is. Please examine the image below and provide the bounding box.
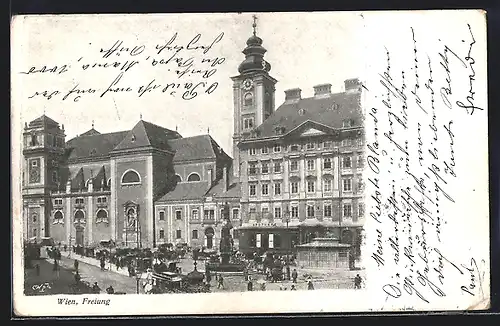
[159,211,165,221]
[290,160,299,172]
[307,159,315,170]
[261,147,268,154]
[261,162,269,174]
[274,161,282,173]
[342,156,352,168]
[75,198,84,205]
[290,144,299,152]
[307,205,315,218]
[176,230,182,239]
[262,207,269,217]
[204,209,215,220]
[31,159,38,167]
[249,148,257,155]
[159,229,165,239]
[343,204,352,217]
[256,234,262,248]
[261,183,269,195]
[274,207,281,219]
[192,209,199,220]
[307,180,315,193]
[323,141,332,149]
[243,118,254,130]
[269,234,274,249]
[323,158,332,169]
[342,139,352,147]
[47,134,54,147]
[249,163,257,175]
[357,178,364,192]
[357,155,364,167]
[97,196,107,204]
[274,183,281,195]
[192,229,198,239]
[358,203,365,217]
[343,119,353,128]
[324,204,332,217]
[249,184,256,196]
[343,178,352,192]
[232,209,239,220]
[175,210,182,220]
[357,138,364,146]
[249,208,257,219]
[273,145,281,153]
[324,179,332,192]
[291,182,299,194]
[291,206,299,218]
[306,142,315,150]
[54,198,63,206]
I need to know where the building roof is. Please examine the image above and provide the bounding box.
[28,114,60,129]
[157,181,210,202]
[168,135,225,162]
[66,131,129,161]
[206,175,241,199]
[251,91,362,139]
[113,120,181,152]
[80,128,101,137]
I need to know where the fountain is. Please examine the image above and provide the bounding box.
[205,203,245,273]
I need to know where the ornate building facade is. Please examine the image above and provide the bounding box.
[21,116,236,249]
[231,26,365,256]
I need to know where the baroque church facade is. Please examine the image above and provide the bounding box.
[21,21,365,253]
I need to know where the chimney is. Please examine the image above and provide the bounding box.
[344,78,362,93]
[313,83,332,98]
[223,166,229,192]
[284,88,302,102]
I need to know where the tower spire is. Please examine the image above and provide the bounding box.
[252,15,257,36]
[92,120,94,129]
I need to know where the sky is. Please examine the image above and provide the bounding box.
[12,12,365,155]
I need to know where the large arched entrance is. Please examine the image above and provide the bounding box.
[74,210,85,246]
[205,227,215,249]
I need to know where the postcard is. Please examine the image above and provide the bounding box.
[11,10,490,316]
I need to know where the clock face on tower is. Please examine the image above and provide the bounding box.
[243,79,253,90]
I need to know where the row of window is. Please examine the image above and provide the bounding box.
[55,196,108,206]
[158,229,205,240]
[158,208,240,221]
[52,209,109,224]
[248,177,363,196]
[27,134,64,148]
[248,156,363,175]
[247,139,364,155]
[247,202,364,219]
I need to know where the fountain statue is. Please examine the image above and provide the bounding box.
[219,203,234,265]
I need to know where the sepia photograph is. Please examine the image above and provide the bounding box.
[11,11,489,316]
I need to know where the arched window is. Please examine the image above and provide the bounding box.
[174,174,182,183]
[74,210,85,224]
[244,92,253,106]
[121,169,141,185]
[53,211,64,224]
[107,178,111,188]
[96,209,108,223]
[187,173,201,182]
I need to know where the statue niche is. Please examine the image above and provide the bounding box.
[123,201,140,248]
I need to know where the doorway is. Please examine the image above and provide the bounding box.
[75,226,84,246]
[205,227,214,249]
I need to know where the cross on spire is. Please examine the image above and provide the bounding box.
[92,120,94,129]
[252,15,257,36]
[140,113,143,120]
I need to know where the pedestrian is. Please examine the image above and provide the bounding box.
[247,278,253,291]
[74,271,81,284]
[286,265,290,281]
[106,285,115,294]
[74,259,79,272]
[35,264,40,277]
[53,259,59,273]
[307,278,314,290]
[354,274,362,289]
[115,259,120,270]
[64,244,67,252]
[205,269,211,284]
[100,258,105,271]
[92,282,101,294]
[292,269,298,283]
[243,268,248,281]
[217,274,224,289]
[260,281,266,291]
[290,284,296,291]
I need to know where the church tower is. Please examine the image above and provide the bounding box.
[22,115,66,240]
[231,15,277,177]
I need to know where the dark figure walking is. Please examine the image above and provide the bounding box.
[205,269,211,284]
[74,271,81,284]
[74,259,79,271]
[292,269,298,283]
[286,265,291,281]
[217,274,224,289]
[100,258,106,271]
[35,264,40,276]
[92,282,101,294]
[307,279,315,290]
[291,284,296,291]
[247,279,253,291]
[354,274,362,289]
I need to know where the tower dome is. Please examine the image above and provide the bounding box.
[238,15,271,74]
